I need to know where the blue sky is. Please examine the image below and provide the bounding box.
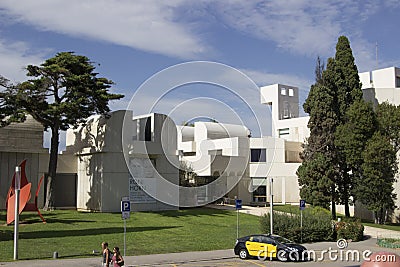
[0,1,399,148]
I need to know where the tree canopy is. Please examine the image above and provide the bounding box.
[298,36,364,218]
[0,52,124,209]
[360,132,397,224]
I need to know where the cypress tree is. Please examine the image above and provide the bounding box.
[299,36,363,219]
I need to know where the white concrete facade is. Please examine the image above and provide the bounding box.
[65,111,179,212]
[177,122,252,205]
[177,93,303,206]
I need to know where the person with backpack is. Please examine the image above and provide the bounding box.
[101,242,113,267]
[111,247,124,267]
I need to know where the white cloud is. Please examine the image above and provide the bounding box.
[0,40,46,82]
[0,0,208,59]
[213,1,343,56]
[211,0,398,69]
[240,69,312,92]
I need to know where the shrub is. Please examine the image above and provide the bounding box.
[335,219,364,241]
[260,208,335,243]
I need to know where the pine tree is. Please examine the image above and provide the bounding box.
[0,52,124,209]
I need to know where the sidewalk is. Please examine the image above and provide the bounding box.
[0,249,235,267]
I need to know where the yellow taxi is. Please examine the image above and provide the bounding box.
[234,234,308,261]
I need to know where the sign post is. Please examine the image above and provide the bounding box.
[299,199,306,243]
[235,199,242,239]
[121,197,131,257]
[13,166,21,260]
[269,178,273,235]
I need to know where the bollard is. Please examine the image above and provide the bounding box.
[53,251,58,259]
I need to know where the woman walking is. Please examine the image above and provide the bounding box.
[111,246,124,267]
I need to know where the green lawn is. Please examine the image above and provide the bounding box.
[0,208,259,261]
[273,204,301,214]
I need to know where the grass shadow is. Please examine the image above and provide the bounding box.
[0,226,182,241]
[154,207,233,218]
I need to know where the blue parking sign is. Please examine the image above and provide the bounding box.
[299,199,306,210]
[121,200,131,212]
[235,199,242,210]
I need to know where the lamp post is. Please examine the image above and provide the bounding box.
[14,166,21,260]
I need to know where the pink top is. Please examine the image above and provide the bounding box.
[112,255,123,267]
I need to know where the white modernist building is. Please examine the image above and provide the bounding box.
[65,111,179,212]
[2,66,399,220]
[177,84,305,206]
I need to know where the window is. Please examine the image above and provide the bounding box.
[278,128,290,138]
[251,149,266,162]
[283,101,290,118]
[252,185,266,202]
[288,88,294,96]
[396,76,400,88]
[138,117,152,141]
[280,87,286,95]
[132,119,138,141]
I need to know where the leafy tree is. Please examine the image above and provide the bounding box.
[299,58,340,218]
[179,161,197,187]
[297,153,335,209]
[376,102,400,153]
[332,36,364,217]
[300,36,363,218]
[0,52,124,210]
[0,78,26,127]
[314,56,325,83]
[335,100,377,216]
[334,36,363,121]
[360,132,397,224]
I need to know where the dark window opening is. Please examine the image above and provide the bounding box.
[253,185,266,202]
[251,149,266,162]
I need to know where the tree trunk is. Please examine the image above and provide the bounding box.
[43,126,59,211]
[344,197,350,217]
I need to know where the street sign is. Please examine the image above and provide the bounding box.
[121,197,131,220]
[299,199,306,210]
[235,199,242,210]
[121,200,130,212]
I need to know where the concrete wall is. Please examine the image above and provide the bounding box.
[67,111,179,212]
[0,116,49,209]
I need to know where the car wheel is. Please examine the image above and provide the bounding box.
[277,250,288,261]
[238,248,249,259]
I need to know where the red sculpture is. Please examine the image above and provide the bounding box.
[6,160,46,224]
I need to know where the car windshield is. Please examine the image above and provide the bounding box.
[272,236,294,244]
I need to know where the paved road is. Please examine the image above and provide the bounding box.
[0,238,398,267]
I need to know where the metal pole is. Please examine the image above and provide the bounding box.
[124,219,126,257]
[300,209,303,243]
[269,178,273,235]
[14,166,21,260]
[237,209,239,239]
